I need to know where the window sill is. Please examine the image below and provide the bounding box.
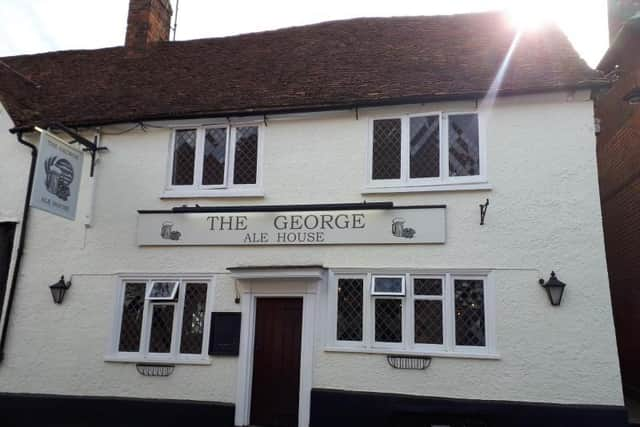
[324,346,500,360]
[104,355,212,365]
[160,188,265,199]
[362,182,492,194]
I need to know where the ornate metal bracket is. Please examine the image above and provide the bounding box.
[43,122,108,177]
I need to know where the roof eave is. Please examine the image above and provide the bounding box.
[9,82,605,133]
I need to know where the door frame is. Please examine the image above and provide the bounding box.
[231,267,325,427]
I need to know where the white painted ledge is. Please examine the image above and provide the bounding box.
[160,188,265,199]
[104,355,212,365]
[362,183,492,194]
[324,346,500,360]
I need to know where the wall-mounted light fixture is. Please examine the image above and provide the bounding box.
[50,276,72,304]
[539,271,566,306]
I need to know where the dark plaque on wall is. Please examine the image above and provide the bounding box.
[209,312,241,356]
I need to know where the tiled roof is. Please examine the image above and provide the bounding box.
[0,11,602,130]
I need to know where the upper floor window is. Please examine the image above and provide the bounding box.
[167,125,262,197]
[368,112,484,189]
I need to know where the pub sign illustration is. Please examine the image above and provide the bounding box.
[30,131,83,220]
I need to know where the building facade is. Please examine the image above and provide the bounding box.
[597,0,640,400]
[0,2,627,426]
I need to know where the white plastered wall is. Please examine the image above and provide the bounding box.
[0,91,624,406]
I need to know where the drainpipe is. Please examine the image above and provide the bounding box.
[0,131,37,363]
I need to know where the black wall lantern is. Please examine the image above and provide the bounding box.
[50,276,72,304]
[539,271,566,306]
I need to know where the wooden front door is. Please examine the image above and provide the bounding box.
[250,298,303,427]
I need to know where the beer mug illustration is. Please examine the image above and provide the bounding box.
[392,217,405,237]
[44,156,74,201]
[161,222,181,240]
[391,217,416,239]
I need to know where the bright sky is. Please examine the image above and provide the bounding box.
[0,0,609,67]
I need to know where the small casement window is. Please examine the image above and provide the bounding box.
[332,272,493,356]
[169,125,260,191]
[371,275,405,296]
[370,113,482,187]
[115,279,210,360]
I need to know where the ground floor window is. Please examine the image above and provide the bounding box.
[111,276,212,362]
[329,271,495,357]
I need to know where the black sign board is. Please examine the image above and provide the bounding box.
[208,312,241,356]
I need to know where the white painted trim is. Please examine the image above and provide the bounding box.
[160,188,265,199]
[362,182,492,194]
[234,271,325,427]
[323,347,500,360]
[0,222,20,337]
[229,267,325,280]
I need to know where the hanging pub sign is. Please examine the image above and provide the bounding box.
[30,131,83,220]
[137,206,446,246]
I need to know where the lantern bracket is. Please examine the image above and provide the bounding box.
[479,199,489,225]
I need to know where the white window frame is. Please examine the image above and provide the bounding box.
[147,280,180,301]
[371,275,405,296]
[106,274,214,365]
[327,270,497,359]
[163,124,264,198]
[411,275,447,353]
[365,110,487,191]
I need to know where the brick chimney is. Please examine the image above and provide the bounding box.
[608,0,640,43]
[125,0,173,49]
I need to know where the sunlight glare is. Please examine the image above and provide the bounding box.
[507,2,556,31]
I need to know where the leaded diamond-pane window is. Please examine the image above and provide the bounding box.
[449,114,480,177]
[337,278,363,341]
[115,279,211,359]
[149,305,175,353]
[375,299,402,343]
[414,300,443,344]
[454,279,485,346]
[233,127,258,184]
[171,129,196,185]
[203,128,227,185]
[414,278,442,296]
[168,126,260,191]
[410,115,440,178]
[180,283,208,354]
[118,282,146,352]
[372,119,401,179]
